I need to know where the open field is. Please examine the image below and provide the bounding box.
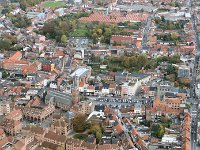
[42,1,65,8]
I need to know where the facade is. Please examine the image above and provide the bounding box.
[178,65,190,78]
[43,131,67,148]
[71,101,93,115]
[3,51,30,71]
[51,118,73,135]
[6,110,22,121]
[45,90,73,110]
[0,119,22,135]
[23,104,55,122]
[0,101,11,115]
[70,66,92,87]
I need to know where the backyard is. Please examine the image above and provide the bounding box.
[42,1,65,8]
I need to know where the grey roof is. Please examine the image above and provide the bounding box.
[115,71,150,80]
[46,90,72,105]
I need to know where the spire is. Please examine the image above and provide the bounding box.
[153,85,161,107]
[156,85,161,99]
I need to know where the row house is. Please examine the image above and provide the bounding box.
[79,12,148,24]
[50,117,73,136]
[66,138,97,150]
[0,128,5,141]
[6,109,22,121]
[0,100,12,115]
[14,133,39,150]
[3,59,30,71]
[23,125,46,142]
[148,95,185,121]
[43,131,67,148]
[0,119,22,135]
[3,51,31,71]
[70,101,93,115]
[181,112,191,150]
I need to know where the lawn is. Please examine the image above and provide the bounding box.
[42,1,65,8]
[73,134,88,140]
[71,29,88,37]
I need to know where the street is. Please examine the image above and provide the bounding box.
[190,0,200,148]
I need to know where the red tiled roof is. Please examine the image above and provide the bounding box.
[111,35,135,42]
[79,81,84,87]
[9,51,22,60]
[0,128,4,136]
[132,129,138,136]
[79,12,148,23]
[114,124,124,135]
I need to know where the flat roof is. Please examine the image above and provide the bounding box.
[70,68,89,77]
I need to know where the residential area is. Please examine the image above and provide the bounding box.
[0,0,199,150]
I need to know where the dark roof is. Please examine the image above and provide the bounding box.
[86,134,96,144]
[94,105,105,112]
[149,87,157,91]
[41,141,61,150]
[165,92,176,98]
[44,131,67,143]
[103,83,109,89]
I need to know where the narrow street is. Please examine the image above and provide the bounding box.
[190,0,200,149]
[141,14,153,50]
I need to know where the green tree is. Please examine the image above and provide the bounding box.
[137,53,148,69]
[60,35,67,43]
[56,147,64,150]
[122,56,130,68]
[171,32,178,41]
[151,124,165,139]
[161,16,165,22]
[129,56,137,67]
[72,114,88,132]
[0,39,11,50]
[89,124,103,143]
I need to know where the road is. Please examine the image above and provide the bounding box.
[141,14,153,50]
[116,109,142,150]
[87,96,152,108]
[190,0,200,148]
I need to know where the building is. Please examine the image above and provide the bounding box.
[71,101,93,115]
[70,66,91,87]
[178,65,190,78]
[0,119,22,135]
[23,126,46,142]
[0,100,12,115]
[181,112,191,150]
[51,116,73,136]
[3,51,30,71]
[23,104,55,122]
[66,138,82,150]
[45,90,73,110]
[42,131,67,149]
[79,12,148,24]
[6,109,22,121]
[111,35,135,45]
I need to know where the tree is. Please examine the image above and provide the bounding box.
[72,114,88,132]
[89,124,103,143]
[171,32,178,41]
[161,16,165,22]
[61,35,67,43]
[137,53,148,69]
[0,39,11,50]
[129,56,137,67]
[56,147,64,150]
[151,124,165,139]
